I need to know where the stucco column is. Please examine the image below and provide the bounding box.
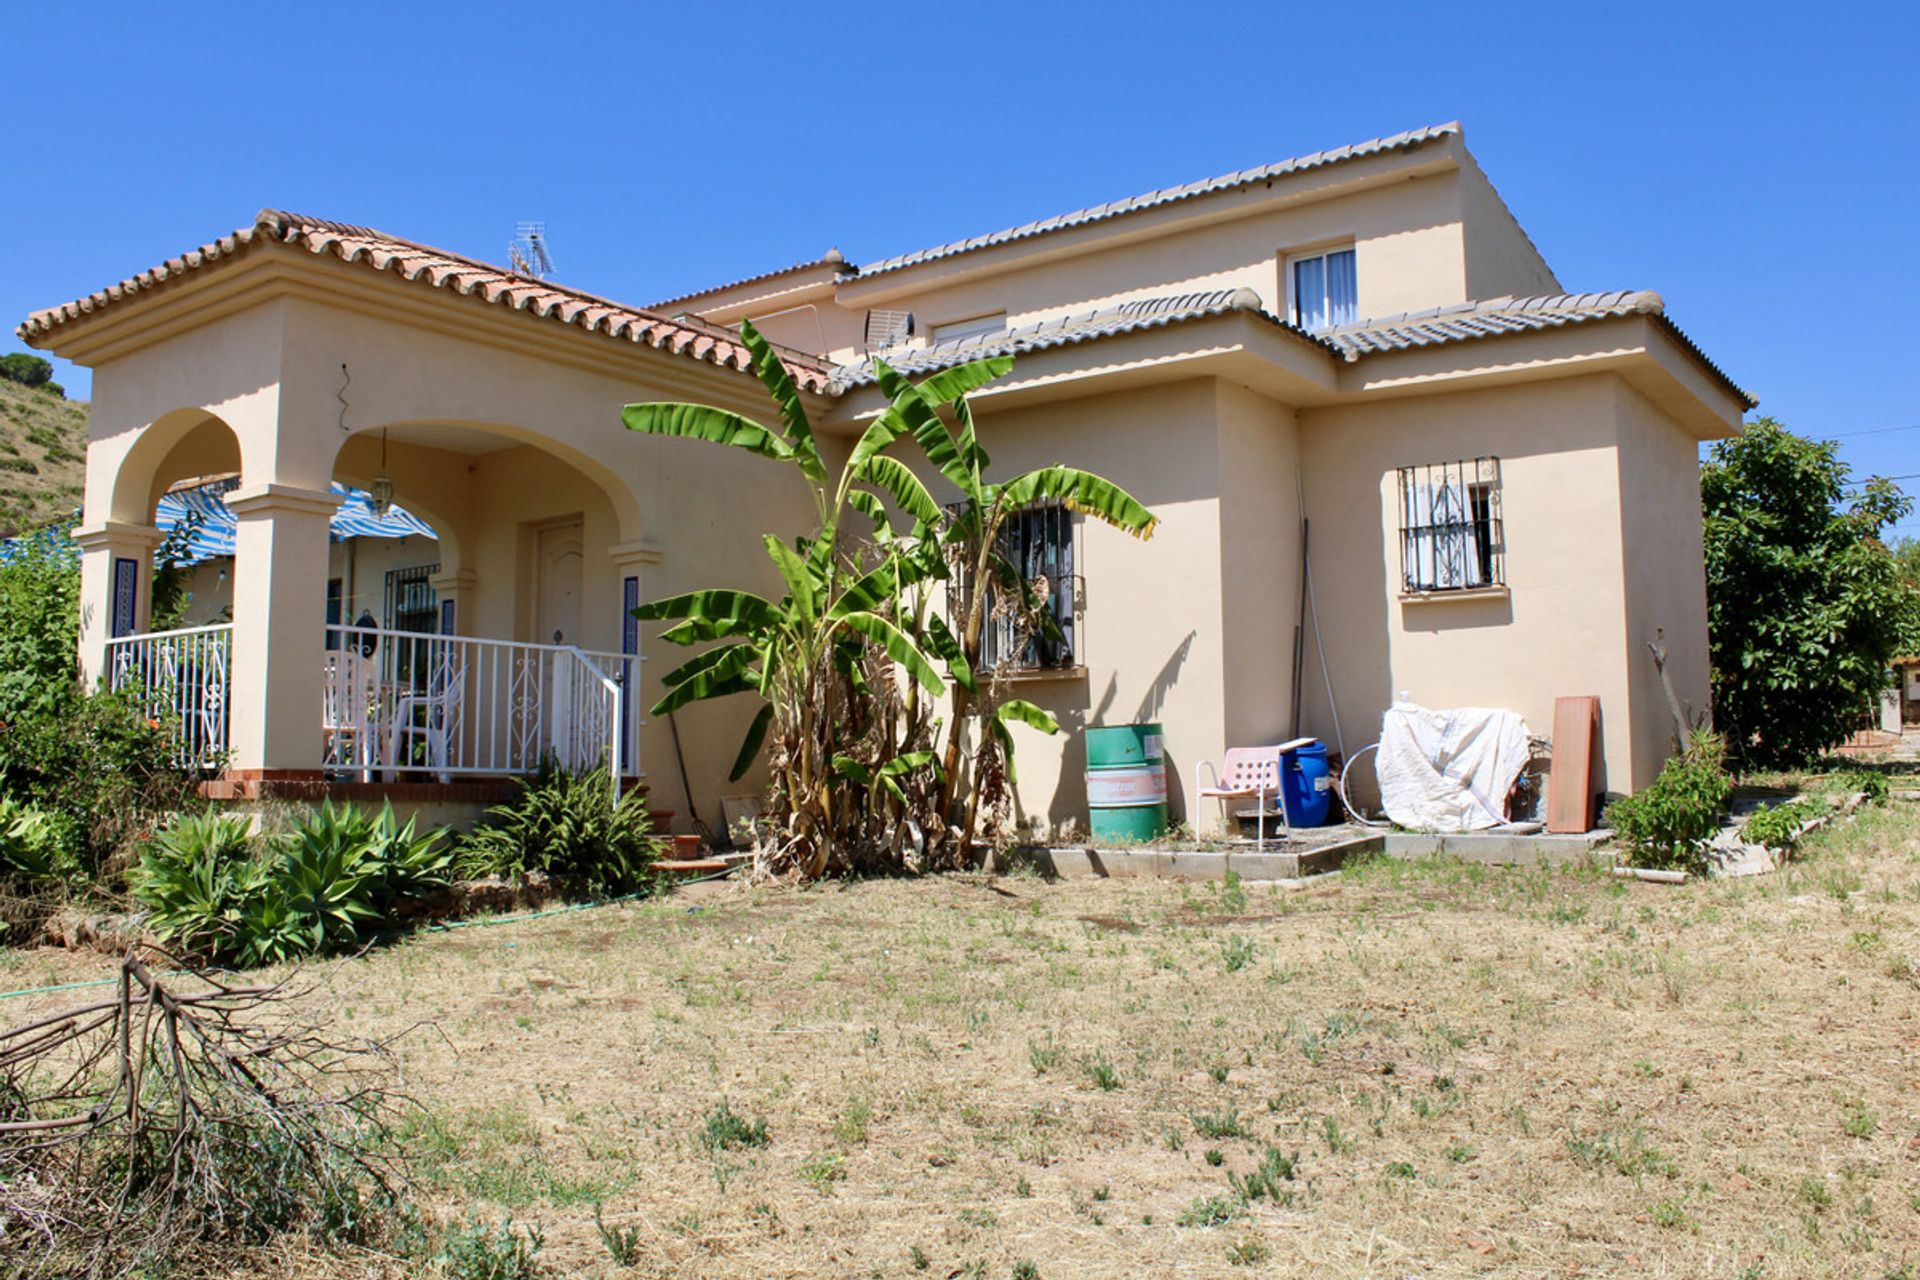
[225,484,337,776]
[428,568,476,636]
[71,520,165,687]
[608,540,662,781]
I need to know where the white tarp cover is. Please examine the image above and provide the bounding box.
[1376,701,1532,833]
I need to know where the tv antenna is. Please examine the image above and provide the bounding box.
[509,221,553,279]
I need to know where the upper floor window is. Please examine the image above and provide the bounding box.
[951,502,1078,671]
[930,311,1007,344]
[1290,247,1357,330]
[1396,458,1503,593]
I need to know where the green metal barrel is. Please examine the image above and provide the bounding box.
[1086,722,1168,841]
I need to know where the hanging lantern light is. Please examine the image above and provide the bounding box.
[371,428,395,517]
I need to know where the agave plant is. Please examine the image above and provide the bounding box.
[363,798,455,906]
[260,799,384,961]
[622,322,1155,873]
[130,812,257,957]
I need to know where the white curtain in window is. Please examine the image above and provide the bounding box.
[1401,473,1483,590]
[1293,255,1326,329]
[1326,249,1357,327]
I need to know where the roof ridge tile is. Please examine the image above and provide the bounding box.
[850,123,1462,280]
[21,209,834,393]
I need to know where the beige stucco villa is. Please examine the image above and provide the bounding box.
[18,122,1751,832]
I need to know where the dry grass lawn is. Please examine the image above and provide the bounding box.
[6,801,1920,1279]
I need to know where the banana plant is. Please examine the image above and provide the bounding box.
[624,322,979,873]
[858,363,1158,852]
[622,321,1157,871]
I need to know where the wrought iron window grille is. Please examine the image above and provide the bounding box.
[1396,457,1504,592]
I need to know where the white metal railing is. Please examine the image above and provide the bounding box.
[105,623,233,771]
[322,626,637,794]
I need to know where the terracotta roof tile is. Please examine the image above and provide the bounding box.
[18,210,834,394]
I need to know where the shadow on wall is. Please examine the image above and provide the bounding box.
[1022,686,1090,836]
[1054,630,1197,828]
[1398,595,1513,634]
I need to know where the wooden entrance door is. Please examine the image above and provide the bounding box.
[534,520,584,646]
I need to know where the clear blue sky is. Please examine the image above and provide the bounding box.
[8,2,1916,534]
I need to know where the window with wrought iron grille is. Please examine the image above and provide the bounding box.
[1396,458,1504,592]
[952,503,1078,671]
[383,564,441,690]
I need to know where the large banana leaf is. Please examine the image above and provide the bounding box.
[858,454,942,528]
[951,396,989,476]
[874,363,972,491]
[658,641,757,691]
[846,488,892,533]
[836,553,940,616]
[877,749,939,801]
[988,698,1061,785]
[763,535,819,621]
[650,645,758,715]
[845,402,915,478]
[635,589,779,631]
[995,698,1060,735]
[738,319,826,486]
[922,611,975,693]
[834,610,943,696]
[998,466,1158,539]
[622,402,796,465]
[729,703,774,781]
[913,356,1014,408]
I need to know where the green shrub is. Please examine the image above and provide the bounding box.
[0,520,80,726]
[1603,731,1732,871]
[133,801,453,966]
[0,352,54,388]
[1739,799,1821,852]
[242,800,386,965]
[437,1216,545,1280]
[0,689,194,881]
[0,795,78,889]
[1826,768,1890,806]
[456,763,661,897]
[0,516,200,886]
[0,795,81,941]
[364,798,457,903]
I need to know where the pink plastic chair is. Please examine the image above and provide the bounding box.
[1194,745,1293,850]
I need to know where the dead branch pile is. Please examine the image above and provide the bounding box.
[0,950,407,1279]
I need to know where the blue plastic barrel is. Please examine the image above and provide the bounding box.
[1280,741,1332,827]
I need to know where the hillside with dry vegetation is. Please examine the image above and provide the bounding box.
[0,374,86,537]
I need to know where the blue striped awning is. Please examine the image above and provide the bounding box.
[156,481,435,564]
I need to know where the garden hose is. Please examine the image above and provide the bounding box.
[1339,742,1389,828]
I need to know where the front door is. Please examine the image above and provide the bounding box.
[534,520,584,646]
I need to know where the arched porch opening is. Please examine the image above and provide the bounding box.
[79,409,248,771]
[316,420,649,787]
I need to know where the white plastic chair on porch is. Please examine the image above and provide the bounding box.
[387,642,465,783]
[321,649,378,781]
[1194,744,1294,850]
